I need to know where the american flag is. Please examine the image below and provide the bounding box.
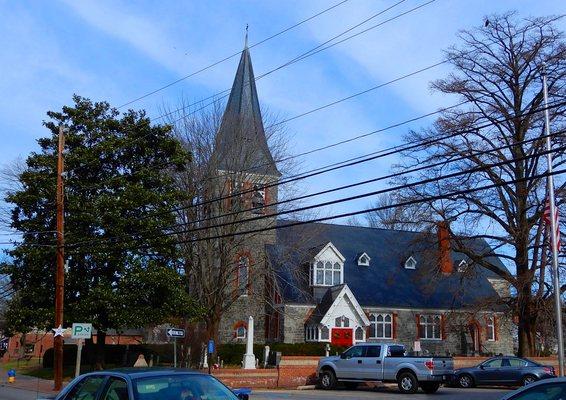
[544,197,562,252]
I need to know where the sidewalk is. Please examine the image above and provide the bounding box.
[0,374,61,395]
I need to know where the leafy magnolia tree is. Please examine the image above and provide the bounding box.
[3,96,198,366]
[393,13,565,356]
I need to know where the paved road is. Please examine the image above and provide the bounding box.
[251,387,510,400]
[0,385,511,400]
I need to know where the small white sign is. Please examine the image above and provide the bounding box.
[72,323,92,339]
[413,340,421,352]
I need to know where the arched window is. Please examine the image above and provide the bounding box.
[369,313,393,339]
[234,321,247,339]
[320,326,329,340]
[238,256,249,296]
[355,327,364,341]
[251,185,265,213]
[236,326,247,339]
[335,316,350,328]
[487,316,496,341]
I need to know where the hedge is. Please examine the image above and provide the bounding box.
[42,343,175,368]
[43,342,349,368]
[216,343,348,366]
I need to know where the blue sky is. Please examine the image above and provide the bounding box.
[1,0,564,243]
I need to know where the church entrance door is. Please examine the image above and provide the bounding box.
[331,328,353,347]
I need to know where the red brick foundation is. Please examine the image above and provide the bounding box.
[212,355,561,389]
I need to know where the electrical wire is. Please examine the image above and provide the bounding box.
[116,0,352,109]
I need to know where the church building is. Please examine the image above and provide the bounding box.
[212,42,513,356]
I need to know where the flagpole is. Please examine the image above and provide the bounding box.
[542,63,564,377]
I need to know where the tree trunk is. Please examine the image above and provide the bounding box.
[517,285,537,357]
[95,331,106,370]
[206,313,220,344]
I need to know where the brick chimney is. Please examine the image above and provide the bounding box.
[437,221,453,274]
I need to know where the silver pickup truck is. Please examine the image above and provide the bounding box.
[317,343,454,394]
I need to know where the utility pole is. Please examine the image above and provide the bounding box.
[542,65,565,377]
[54,125,66,391]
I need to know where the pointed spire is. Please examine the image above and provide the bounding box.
[212,41,280,177]
[244,24,249,48]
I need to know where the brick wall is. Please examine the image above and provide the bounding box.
[213,355,560,389]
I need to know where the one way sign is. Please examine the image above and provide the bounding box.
[166,328,185,338]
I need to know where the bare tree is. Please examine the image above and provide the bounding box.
[363,193,430,231]
[392,13,565,356]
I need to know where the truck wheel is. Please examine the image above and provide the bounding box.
[319,370,337,390]
[344,382,358,390]
[398,372,418,394]
[420,382,440,394]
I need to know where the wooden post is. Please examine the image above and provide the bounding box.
[54,125,66,391]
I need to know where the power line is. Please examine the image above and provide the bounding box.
[66,108,565,252]
[157,0,432,124]
[175,168,566,244]
[144,143,566,238]
[117,0,351,109]
[139,100,566,219]
[180,131,565,225]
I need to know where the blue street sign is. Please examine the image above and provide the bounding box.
[207,339,215,354]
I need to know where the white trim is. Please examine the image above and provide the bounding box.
[313,242,346,262]
[357,252,371,266]
[368,313,393,339]
[320,284,370,327]
[405,256,417,269]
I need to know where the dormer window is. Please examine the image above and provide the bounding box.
[311,261,342,286]
[404,256,417,270]
[309,242,345,287]
[357,252,371,266]
[457,259,468,272]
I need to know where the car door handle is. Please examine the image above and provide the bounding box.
[358,360,362,364]
[376,360,381,364]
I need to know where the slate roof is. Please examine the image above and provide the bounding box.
[212,44,280,177]
[267,221,509,311]
[305,284,345,325]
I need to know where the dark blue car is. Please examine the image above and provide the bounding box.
[39,368,251,400]
[454,356,555,388]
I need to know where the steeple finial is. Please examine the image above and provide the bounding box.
[244,24,249,48]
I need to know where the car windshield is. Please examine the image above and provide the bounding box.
[133,374,238,400]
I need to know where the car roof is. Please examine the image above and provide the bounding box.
[499,377,566,399]
[83,368,204,379]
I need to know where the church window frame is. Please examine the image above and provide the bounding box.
[251,184,266,214]
[487,316,496,341]
[369,313,393,339]
[311,260,343,287]
[419,314,442,340]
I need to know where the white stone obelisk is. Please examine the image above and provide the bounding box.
[243,316,256,369]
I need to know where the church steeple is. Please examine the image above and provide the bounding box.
[213,33,280,177]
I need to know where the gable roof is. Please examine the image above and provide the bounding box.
[305,284,370,326]
[268,221,509,310]
[211,45,280,177]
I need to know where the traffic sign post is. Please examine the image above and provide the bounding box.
[166,328,185,368]
[207,339,215,374]
[71,323,92,378]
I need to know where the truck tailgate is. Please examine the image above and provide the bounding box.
[432,358,454,375]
